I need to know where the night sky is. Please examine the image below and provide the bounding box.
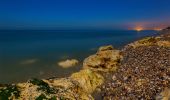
[0,0,170,30]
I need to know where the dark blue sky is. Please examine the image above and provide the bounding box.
[0,0,170,29]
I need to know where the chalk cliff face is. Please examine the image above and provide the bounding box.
[0,29,170,100]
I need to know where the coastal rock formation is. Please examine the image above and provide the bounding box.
[102,30,170,99]
[58,59,79,68]
[0,69,103,100]
[83,45,122,72]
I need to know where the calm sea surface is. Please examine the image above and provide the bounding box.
[0,30,158,83]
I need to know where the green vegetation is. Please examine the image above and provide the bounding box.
[36,94,47,100]
[29,78,55,94]
[50,96,57,100]
[35,94,56,100]
[0,85,20,100]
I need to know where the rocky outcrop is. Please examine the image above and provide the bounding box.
[83,45,122,72]
[0,69,104,100]
[125,36,170,49]
[70,69,104,94]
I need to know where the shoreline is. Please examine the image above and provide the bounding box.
[0,28,170,99]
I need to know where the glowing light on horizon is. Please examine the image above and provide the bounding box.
[130,25,164,31]
[134,26,144,32]
[153,28,162,31]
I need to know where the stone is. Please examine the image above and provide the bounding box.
[112,75,116,81]
[58,59,79,68]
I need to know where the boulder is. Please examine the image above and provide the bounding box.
[70,69,104,93]
[83,45,122,72]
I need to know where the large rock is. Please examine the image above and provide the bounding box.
[70,69,104,93]
[83,45,122,72]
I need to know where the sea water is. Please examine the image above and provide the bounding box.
[0,30,157,83]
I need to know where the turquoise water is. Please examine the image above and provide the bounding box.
[0,30,157,83]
